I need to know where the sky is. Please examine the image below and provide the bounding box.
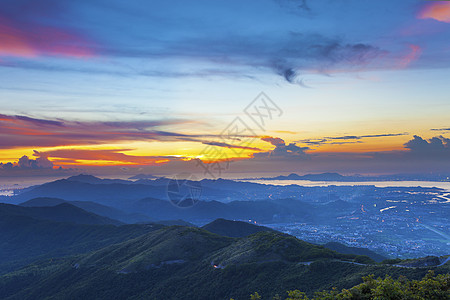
[0,0,450,179]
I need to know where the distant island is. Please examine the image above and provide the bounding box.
[251,172,450,182]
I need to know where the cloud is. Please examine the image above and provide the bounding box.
[0,1,96,58]
[4,134,450,175]
[297,132,408,146]
[201,141,261,151]
[224,134,450,175]
[431,127,450,132]
[37,149,178,165]
[254,136,309,160]
[1,153,53,170]
[297,138,329,146]
[0,148,182,171]
[0,0,444,85]
[267,36,387,84]
[3,33,390,87]
[14,115,65,127]
[0,162,14,170]
[404,135,450,158]
[279,134,450,166]
[326,133,409,140]
[418,2,450,23]
[0,17,95,58]
[0,23,387,85]
[396,44,422,69]
[0,114,264,169]
[0,114,219,149]
[275,0,311,13]
[261,136,286,146]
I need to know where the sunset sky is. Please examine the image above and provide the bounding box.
[1,0,450,179]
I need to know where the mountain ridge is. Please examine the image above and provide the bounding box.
[1,223,447,300]
[0,202,122,225]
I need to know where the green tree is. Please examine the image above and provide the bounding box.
[312,271,449,300]
[286,290,309,300]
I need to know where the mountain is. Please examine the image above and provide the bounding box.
[130,197,315,223]
[391,255,450,268]
[68,201,150,224]
[202,218,274,237]
[19,197,66,207]
[323,242,387,262]
[16,192,318,224]
[5,175,323,207]
[20,197,151,224]
[78,226,232,274]
[66,174,131,185]
[208,230,341,266]
[7,178,169,206]
[263,172,349,181]
[153,219,196,227]
[1,225,446,300]
[0,210,164,274]
[0,203,122,225]
[128,174,160,180]
[257,172,450,182]
[5,176,252,206]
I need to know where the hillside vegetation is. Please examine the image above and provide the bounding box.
[202,218,273,237]
[248,271,449,300]
[1,224,448,300]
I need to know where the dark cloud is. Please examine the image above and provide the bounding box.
[0,0,439,85]
[14,115,65,127]
[324,141,364,145]
[298,138,328,146]
[268,37,386,85]
[0,162,14,170]
[1,153,53,170]
[261,137,286,146]
[0,19,386,86]
[117,34,385,86]
[327,133,408,140]
[404,135,450,158]
[297,132,408,146]
[202,141,261,151]
[282,68,297,83]
[255,136,309,160]
[227,135,450,175]
[431,128,450,132]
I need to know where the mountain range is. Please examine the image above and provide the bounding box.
[1,175,366,225]
[0,199,448,299]
[1,222,448,299]
[256,172,450,182]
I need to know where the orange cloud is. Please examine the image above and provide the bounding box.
[0,114,197,149]
[0,16,95,58]
[418,2,450,23]
[0,114,257,166]
[36,149,178,166]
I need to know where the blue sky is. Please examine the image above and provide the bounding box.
[1,0,450,177]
